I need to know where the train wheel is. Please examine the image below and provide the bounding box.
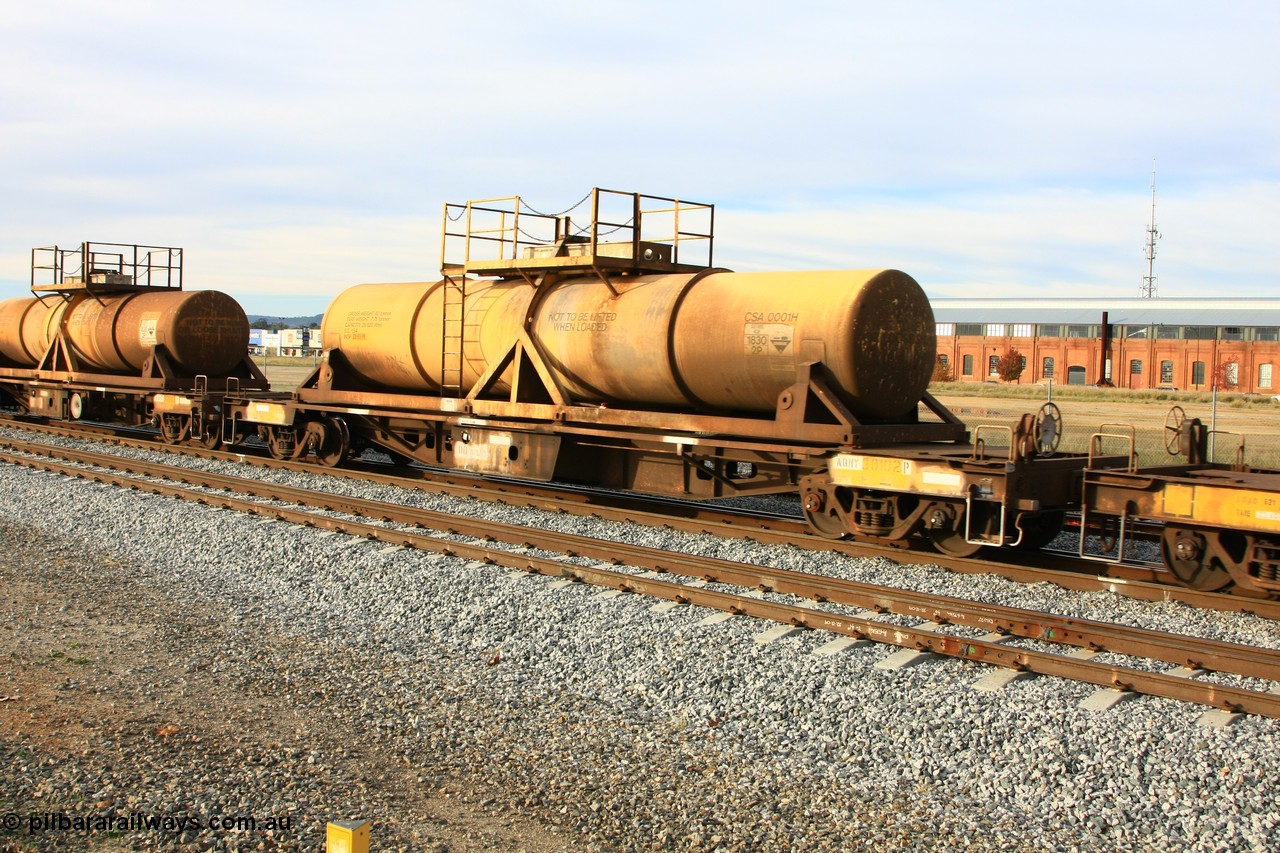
[802,489,847,539]
[313,417,350,468]
[928,526,984,558]
[925,504,984,557]
[1014,510,1065,551]
[1161,527,1234,592]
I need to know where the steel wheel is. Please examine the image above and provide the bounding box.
[313,417,350,468]
[927,525,984,558]
[802,490,847,539]
[1161,527,1234,592]
[925,503,984,557]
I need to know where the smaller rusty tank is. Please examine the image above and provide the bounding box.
[0,290,249,376]
[0,295,66,365]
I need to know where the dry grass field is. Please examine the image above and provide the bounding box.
[930,382,1280,467]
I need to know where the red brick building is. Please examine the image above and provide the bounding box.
[931,298,1280,394]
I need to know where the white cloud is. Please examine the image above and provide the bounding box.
[1,1,1276,314]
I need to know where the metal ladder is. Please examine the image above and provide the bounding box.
[439,272,466,397]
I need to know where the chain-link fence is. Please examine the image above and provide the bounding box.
[941,403,1280,469]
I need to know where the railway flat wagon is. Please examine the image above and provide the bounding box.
[0,242,268,444]
[232,190,1090,556]
[6,196,1280,599]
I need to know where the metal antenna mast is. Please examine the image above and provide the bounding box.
[1140,159,1160,298]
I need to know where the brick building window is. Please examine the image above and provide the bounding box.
[1042,357,1055,379]
[1160,360,1174,384]
[1261,364,1273,389]
[988,355,1000,376]
[1192,361,1206,385]
[1130,359,1142,375]
[962,355,974,376]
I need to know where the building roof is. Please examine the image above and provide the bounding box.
[928,298,1280,327]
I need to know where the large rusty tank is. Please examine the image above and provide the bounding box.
[322,269,935,420]
[0,290,249,376]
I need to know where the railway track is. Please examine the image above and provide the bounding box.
[3,414,1276,619]
[3,433,1280,719]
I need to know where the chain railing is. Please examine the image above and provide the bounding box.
[31,242,183,292]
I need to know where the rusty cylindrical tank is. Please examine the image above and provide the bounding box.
[0,290,249,376]
[0,295,67,365]
[320,280,532,393]
[322,269,935,420]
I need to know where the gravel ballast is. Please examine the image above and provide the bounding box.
[2,429,1279,852]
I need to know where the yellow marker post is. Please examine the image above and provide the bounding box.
[326,819,370,853]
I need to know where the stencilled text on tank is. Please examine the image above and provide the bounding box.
[744,312,796,356]
[547,311,616,332]
[342,310,394,341]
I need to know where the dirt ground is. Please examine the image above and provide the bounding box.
[0,524,572,852]
[257,359,318,392]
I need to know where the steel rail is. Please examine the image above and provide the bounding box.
[2,417,1276,619]
[3,440,1280,717]
[8,437,1278,676]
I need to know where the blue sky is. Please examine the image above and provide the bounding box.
[2,1,1276,315]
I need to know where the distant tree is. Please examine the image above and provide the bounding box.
[931,354,955,383]
[995,347,1025,383]
[1214,357,1240,390]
